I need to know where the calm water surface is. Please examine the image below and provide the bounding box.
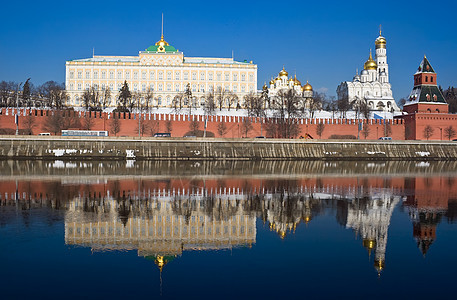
[1,160,456,299]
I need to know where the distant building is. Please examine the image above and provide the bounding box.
[65,30,257,108]
[337,30,400,112]
[266,67,313,108]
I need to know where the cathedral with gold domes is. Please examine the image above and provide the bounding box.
[337,30,400,112]
[266,67,314,109]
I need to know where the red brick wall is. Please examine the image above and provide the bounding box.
[0,108,408,139]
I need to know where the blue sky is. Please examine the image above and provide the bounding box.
[1,0,456,100]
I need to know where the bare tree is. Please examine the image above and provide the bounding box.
[244,93,265,118]
[110,117,121,136]
[82,86,101,111]
[309,92,324,118]
[135,118,150,137]
[423,125,434,140]
[316,122,325,139]
[165,120,173,133]
[147,120,159,136]
[83,114,95,130]
[226,91,238,111]
[172,93,185,113]
[337,95,351,118]
[204,91,216,116]
[241,118,253,137]
[216,87,227,111]
[23,114,36,135]
[189,119,200,136]
[217,121,228,137]
[269,89,302,138]
[444,126,456,141]
[43,110,80,135]
[101,87,111,109]
[362,125,370,139]
[143,87,154,112]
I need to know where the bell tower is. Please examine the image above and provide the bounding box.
[375,27,388,82]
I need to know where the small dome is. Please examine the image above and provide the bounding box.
[353,74,361,82]
[262,83,268,90]
[293,75,301,86]
[303,81,313,91]
[269,79,274,85]
[275,77,281,81]
[380,71,387,76]
[361,70,368,75]
[288,77,294,82]
[279,67,288,77]
[364,50,377,70]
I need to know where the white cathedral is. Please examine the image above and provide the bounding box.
[337,31,400,112]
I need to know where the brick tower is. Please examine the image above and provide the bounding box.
[404,56,448,114]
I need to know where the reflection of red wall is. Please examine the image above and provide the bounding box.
[403,177,457,210]
[0,176,434,203]
[0,108,406,139]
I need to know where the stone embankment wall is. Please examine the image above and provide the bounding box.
[0,108,407,140]
[1,136,456,160]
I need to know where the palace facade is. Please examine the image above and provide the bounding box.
[65,34,257,108]
[337,30,400,112]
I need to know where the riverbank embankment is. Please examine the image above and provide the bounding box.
[0,136,456,160]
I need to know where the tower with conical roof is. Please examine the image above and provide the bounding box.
[404,56,448,114]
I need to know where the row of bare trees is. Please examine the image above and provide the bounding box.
[0,79,67,109]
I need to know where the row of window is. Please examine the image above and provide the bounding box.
[70,225,252,236]
[69,82,255,93]
[70,94,241,107]
[70,70,255,82]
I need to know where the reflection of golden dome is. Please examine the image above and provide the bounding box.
[303,81,313,91]
[363,239,376,250]
[279,67,288,77]
[155,255,165,271]
[374,258,385,273]
[364,50,377,70]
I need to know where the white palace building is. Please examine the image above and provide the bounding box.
[65,29,257,108]
[337,30,400,112]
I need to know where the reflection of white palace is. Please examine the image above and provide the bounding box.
[65,195,256,265]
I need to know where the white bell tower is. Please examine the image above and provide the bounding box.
[375,26,389,82]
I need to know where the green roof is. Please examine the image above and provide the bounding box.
[145,44,177,53]
[418,85,446,103]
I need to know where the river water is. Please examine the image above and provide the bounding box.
[1,160,456,299]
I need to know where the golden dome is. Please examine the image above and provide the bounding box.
[364,50,377,70]
[288,77,294,82]
[155,35,169,47]
[269,79,274,85]
[303,81,313,91]
[275,77,281,81]
[262,83,268,90]
[375,28,386,48]
[294,75,301,86]
[279,67,288,77]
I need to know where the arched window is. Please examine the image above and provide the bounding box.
[425,76,428,82]
[431,76,433,82]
